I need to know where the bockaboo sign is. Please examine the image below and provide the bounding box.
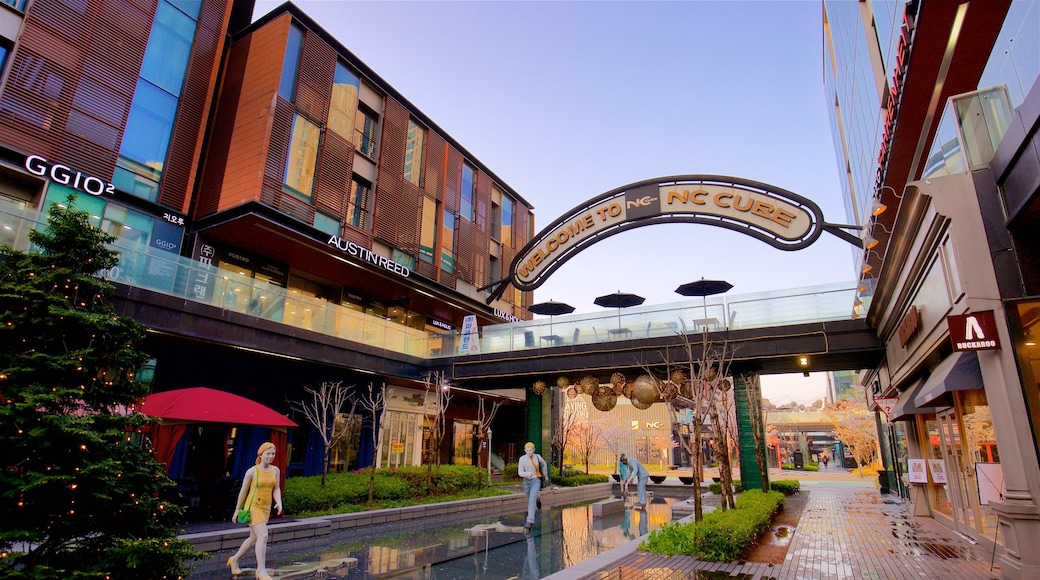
[484,175,861,303]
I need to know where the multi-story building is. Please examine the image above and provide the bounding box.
[823,0,1039,576]
[0,0,534,510]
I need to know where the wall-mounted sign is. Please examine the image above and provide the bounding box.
[947,311,1001,351]
[898,305,921,347]
[484,175,858,303]
[873,397,898,419]
[25,154,115,197]
[327,235,410,278]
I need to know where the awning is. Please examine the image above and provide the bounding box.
[889,377,940,421]
[914,351,984,409]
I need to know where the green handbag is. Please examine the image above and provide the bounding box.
[236,467,258,524]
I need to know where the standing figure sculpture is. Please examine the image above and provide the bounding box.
[228,442,283,580]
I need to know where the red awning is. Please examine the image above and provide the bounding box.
[140,387,296,428]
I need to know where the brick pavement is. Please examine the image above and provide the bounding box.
[566,485,1001,580]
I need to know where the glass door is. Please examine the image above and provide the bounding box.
[937,409,977,535]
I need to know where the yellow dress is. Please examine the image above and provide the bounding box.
[248,466,276,525]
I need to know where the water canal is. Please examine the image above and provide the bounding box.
[188,489,707,579]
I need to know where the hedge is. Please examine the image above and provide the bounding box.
[640,489,785,562]
[770,479,800,495]
[284,465,483,514]
[501,463,609,487]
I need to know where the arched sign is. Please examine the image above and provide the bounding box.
[484,175,860,303]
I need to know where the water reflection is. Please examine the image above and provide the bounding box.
[206,495,690,579]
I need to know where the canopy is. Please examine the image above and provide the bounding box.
[594,291,645,309]
[528,300,576,316]
[675,278,733,297]
[140,387,297,427]
[914,351,983,409]
[140,387,295,485]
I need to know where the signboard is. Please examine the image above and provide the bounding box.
[873,397,898,419]
[928,459,948,484]
[391,441,404,454]
[457,315,481,355]
[976,463,1005,505]
[907,459,928,483]
[947,311,1001,351]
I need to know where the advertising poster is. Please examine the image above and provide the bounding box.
[927,459,947,484]
[908,459,928,483]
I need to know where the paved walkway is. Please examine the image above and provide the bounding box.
[562,484,1001,580]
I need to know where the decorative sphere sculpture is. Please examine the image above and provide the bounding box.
[631,375,660,405]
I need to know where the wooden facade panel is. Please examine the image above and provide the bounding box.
[423,130,444,199]
[159,0,231,213]
[294,30,333,126]
[0,46,76,161]
[196,35,248,218]
[314,128,351,216]
[443,146,460,214]
[266,97,292,181]
[373,97,420,252]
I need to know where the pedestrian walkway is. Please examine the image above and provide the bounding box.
[563,485,1000,580]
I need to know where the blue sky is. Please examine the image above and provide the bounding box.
[252,0,852,402]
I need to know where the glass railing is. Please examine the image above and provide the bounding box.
[462,281,859,358]
[923,85,1013,179]
[2,200,860,360]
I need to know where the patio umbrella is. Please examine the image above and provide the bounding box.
[528,300,575,336]
[675,278,733,329]
[594,291,645,329]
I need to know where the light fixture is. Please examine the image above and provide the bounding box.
[871,199,888,217]
[799,356,809,367]
[861,262,874,274]
[854,296,863,307]
[864,235,879,250]
[1026,332,1036,347]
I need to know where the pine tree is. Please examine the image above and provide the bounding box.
[0,196,198,578]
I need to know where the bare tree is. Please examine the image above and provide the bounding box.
[358,382,394,502]
[288,380,359,488]
[476,394,503,485]
[552,394,581,474]
[593,416,628,475]
[422,371,453,468]
[741,372,768,491]
[647,431,677,470]
[568,416,601,474]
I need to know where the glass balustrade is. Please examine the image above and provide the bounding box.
[2,200,859,360]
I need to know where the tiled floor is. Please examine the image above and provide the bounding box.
[573,486,1001,580]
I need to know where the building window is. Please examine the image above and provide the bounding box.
[460,162,475,222]
[419,196,437,264]
[313,211,340,236]
[347,176,370,228]
[440,209,455,273]
[354,104,378,158]
[283,113,320,199]
[501,192,514,247]
[327,61,359,141]
[114,0,200,202]
[404,119,426,186]
[278,23,304,101]
[0,43,9,76]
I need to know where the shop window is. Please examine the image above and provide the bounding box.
[440,209,455,273]
[278,23,304,101]
[283,113,320,199]
[391,248,415,273]
[419,196,437,263]
[460,162,475,221]
[347,176,370,228]
[354,104,378,158]
[405,119,426,186]
[380,410,419,468]
[327,61,359,141]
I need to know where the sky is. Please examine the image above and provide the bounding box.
[251,0,855,404]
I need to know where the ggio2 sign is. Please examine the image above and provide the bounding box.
[25,154,115,197]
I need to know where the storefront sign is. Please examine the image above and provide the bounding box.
[25,154,115,197]
[947,311,1001,351]
[429,318,453,331]
[898,305,921,347]
[873,397,898,418]
[494,308,521,322]
[327,235,410,278]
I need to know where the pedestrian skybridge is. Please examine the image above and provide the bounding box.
[2,202,882,381]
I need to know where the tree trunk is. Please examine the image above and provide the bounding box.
[321,447,330,488]
[693,426,703,521]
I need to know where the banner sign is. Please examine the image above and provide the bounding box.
[947,311,1001,351]
[458,315,481,355]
